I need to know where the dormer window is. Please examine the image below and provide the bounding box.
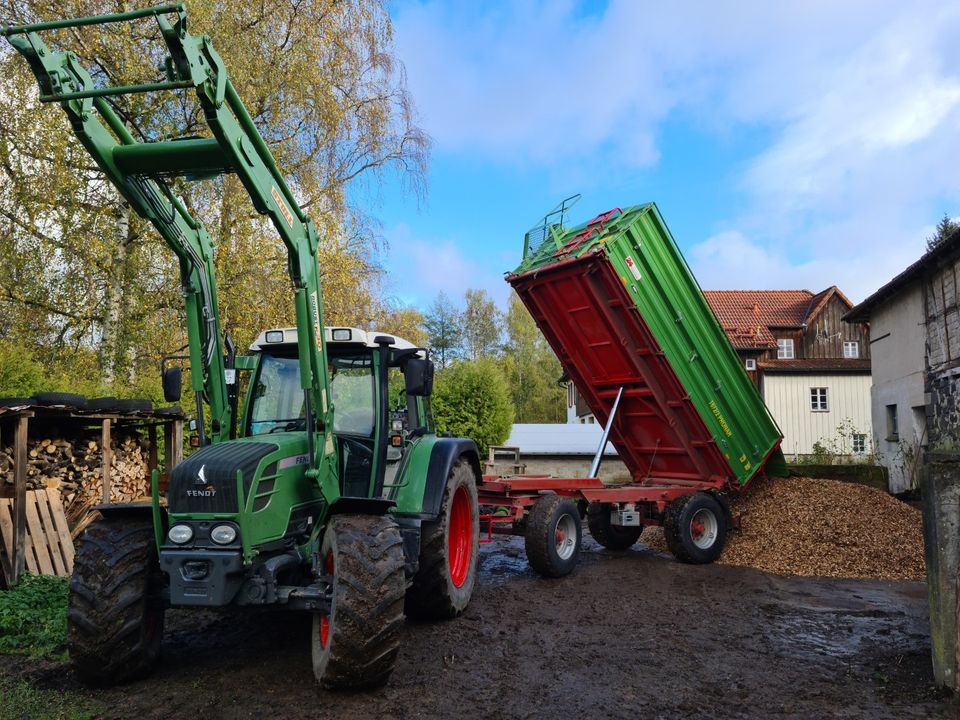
[777,338,794,359]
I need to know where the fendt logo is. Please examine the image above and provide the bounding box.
[187,464,217,497]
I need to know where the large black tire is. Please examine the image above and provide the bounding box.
[587,503,643,550]
[0,397,31,408]
[32,391,88,411]
[405,460,479,620]
[312,514,406,690]
[662,492,728,564]
[86,397,119,412]
[67,517,164,685]
[524,495,581,578]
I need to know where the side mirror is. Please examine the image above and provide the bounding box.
[404,357,434,397]
[162,366,182,402]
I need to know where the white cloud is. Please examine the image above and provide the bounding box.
[381,223,511,308]
[391,1,960,299]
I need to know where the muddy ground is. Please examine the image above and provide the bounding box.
[2,535,953,719]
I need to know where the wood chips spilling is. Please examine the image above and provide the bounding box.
[640,475,925,581]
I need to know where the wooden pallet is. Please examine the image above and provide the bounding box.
[0,488,74,577]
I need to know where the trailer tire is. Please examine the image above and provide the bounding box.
[663,492,727,564]
[312,514,406,690]
[524,495,581,578]
[405,459,478,620]
[67,517,164,685]
[587,503,642,550]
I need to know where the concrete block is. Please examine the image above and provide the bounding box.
[923,452,960,688]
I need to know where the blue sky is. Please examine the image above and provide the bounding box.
[369,1,960,311]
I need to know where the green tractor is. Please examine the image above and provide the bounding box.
[3,5,481,689]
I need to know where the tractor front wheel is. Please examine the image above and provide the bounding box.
[405,459,479,620]
[312,514,406,689]
[67,516,165,685]
[524,495,581,578]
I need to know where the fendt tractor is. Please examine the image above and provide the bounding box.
[3,6,481,689]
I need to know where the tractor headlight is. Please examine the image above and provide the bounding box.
[168,524,193,544]
[210,524,237,545]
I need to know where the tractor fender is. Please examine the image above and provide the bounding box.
[93,501,168,551]
[327,497,396,516]
[421,438,481,518]
[94,501,162,520]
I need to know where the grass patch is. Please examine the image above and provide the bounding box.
[0,574,68,658]
[0,675,102,720]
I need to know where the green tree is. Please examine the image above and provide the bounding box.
[432,358,514,455]
[0,0,427,390]
[501,293,565,423]
[0,341,45,396]
[423,291,462,367]
[927,213,960,251]
[462,288,501,359]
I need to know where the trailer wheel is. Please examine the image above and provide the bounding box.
[67,517,164,685]
[312,514,406,689]
[663,492,727,564]
[524,495,581,577]
[405,459,479,620]
[587,503,642,550]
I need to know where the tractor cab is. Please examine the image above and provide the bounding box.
[245,326,434,499]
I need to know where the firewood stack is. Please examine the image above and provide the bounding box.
[0,434,150,532]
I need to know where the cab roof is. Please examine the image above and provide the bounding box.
[249,326,424,355]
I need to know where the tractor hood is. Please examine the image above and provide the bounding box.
[168,440,279,514]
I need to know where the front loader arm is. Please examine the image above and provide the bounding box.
[2,5,336,479]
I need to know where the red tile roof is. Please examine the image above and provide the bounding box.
[704,287,853,349]
[757,358,871,372]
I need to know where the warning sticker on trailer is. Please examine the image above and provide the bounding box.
[624,255,642,281]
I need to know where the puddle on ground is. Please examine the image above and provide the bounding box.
[761,604,927,660]
[477,536,535,585]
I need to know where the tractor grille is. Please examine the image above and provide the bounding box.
[168,442,277,514]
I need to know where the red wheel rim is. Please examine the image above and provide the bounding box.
[319,615,330,649]
[320,551,334,648]
[448,485,472,588]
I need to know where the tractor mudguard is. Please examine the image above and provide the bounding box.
[93,501,168,552]
[421,439,481,518]
[94,501,162,520]
[328,497,396,516]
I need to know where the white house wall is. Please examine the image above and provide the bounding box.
[762,374,873,458]
[868,284,927,493]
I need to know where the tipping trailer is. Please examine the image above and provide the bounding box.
[477,198,787,577]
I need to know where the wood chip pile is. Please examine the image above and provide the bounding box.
[640,475,925,581]
[0,435,150,536]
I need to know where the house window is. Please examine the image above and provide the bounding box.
[853,434,866,453]
[810,387,828,412]
[886,404,899,441]
[745,358,756,371]
[777,338,794,359]
[843,341,859,358]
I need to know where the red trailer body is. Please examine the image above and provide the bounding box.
[508,253,736,488]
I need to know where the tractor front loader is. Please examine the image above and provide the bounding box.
[2,5,481,689]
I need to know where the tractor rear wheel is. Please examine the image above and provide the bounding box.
[587,503,643,550]
[405,459,479,620]
[524,495,581,578]
[663,492,728,564]
[67,516,164,685]
[312,514,406,690]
